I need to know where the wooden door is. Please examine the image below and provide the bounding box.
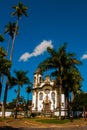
[44,103,50,113]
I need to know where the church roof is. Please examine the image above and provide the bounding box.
[34,68,42,74]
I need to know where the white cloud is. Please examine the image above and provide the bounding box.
[19,52,32,62]
[19,40,53,62]
[81,54,87,60]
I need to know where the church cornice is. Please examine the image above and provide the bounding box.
[33,84,56,91]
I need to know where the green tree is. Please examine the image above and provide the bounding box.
[72,92,87,120]
[11,1,28,61]
[38,43,82,119]
[0,47,11,100]
[72,92,87,111]
[2,2,28,118]
[10,70,30,118]
[63,67,83,101]
[62,66,83,117]
[4,22,17,40]
[4,22,17,59]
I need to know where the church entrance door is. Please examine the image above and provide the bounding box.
[44,103,50,113]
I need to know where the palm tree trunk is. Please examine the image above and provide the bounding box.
[6,39,11,59]
[2,20,19,118]
[0,74,5,100]
[72,91,75,101]
[27,93,29,104]
[0,75,3,100]
[0,82,2,100]
[2,79,9,118]
[56,87,59,108]
[1,39,11,116]
[15,85,20,119]
[10,20,18,61]
[66,101,69,118]
[59,81,62,119]
[65,94,68,118]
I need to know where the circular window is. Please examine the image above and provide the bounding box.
[45,89,50,94]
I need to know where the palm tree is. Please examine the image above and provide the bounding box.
[0,47,11,99]
[0,33,11,118]
[64,67,83,99]
[0,34,4,42]
[4,22,17,40]
[9,70,30,118]
[4,22,17,59]
[2,22,16,117]
[10,1,28,61]
[2,2,28,118]
[38,43,82,119]
[61,66,83,117]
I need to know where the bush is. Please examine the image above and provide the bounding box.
[31,113,37,118]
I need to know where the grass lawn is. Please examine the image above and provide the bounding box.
[0,117,87,128]
[35,118,70,124]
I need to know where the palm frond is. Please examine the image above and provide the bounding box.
[0,34,4,42]
[11,2,28,19]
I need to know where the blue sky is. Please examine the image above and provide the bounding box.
[1,0,87,102]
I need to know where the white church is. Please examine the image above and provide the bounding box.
[32,69,66,116]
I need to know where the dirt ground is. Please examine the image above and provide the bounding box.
[0,117,87,129]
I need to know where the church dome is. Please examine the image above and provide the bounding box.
[34,68,41,74]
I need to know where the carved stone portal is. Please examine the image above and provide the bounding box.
[43,95,51,113]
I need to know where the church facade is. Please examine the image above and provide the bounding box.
[32,69,65,116]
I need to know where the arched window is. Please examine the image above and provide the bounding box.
[39,92,43,100]
[51,92,55,100]
[34,76,36,83]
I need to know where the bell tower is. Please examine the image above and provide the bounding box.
[33,68,42,87]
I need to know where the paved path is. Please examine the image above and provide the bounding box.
[0,126,87,130]
[22,126,87,130]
